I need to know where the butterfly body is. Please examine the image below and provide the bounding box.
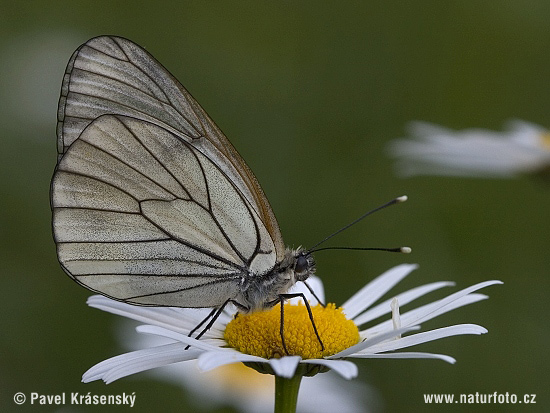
[236,247,315,312]
[52,36,315,312]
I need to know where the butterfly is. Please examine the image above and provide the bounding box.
[51,36,318,323]
[52,37,407,350]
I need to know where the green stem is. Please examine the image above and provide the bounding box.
[274,373,303,413]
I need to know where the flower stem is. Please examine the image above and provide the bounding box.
[274,373,303,413]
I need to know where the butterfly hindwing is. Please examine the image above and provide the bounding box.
[52,114,277,307]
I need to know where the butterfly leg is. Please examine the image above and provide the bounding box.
[186,299,248,349]
[187,307,217,339]
[277,293,324,355]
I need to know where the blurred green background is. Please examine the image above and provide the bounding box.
[1,1,548,412]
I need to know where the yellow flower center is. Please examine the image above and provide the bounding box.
[224,302,360,359]
[540,132,550,149]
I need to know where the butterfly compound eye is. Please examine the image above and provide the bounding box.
[294,255,309,274]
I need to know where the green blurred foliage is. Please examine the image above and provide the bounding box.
[1,1,548,412]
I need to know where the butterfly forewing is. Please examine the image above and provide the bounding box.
[56,36,284,259]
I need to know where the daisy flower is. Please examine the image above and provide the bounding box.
[388,120,550,178]
[117,319,377,413]
[82,263,500,393]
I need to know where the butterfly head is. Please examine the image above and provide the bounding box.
[293,248,316,282]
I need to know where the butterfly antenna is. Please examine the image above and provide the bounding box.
[306,196,408,253]
[311,246,411,254]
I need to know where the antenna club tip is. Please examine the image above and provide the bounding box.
[396,195,408,203]
[400,247,412,254]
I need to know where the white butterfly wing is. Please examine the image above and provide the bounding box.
[57,36,284,259]
[52,115,276,306]
[52,36,285,307]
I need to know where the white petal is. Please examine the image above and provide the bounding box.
[353,281,455,326]
[408,282,499,321]
[349,351,456,364]
[341,264,418,319]
[365,281,502,335]
[197,350,267,372]
[87,295,225,338]
[82,343,201,383]
[360,324,487,353]
[301,359,358,379]
[135,325,224,351]
[365,293,486,336]
[329,325,420,359]
[268,356,302,378]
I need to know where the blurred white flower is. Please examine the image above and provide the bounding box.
[388,120,550,178]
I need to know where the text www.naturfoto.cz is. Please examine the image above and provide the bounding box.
[424,392,536,405]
